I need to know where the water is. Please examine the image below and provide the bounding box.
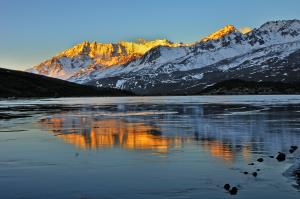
[0,96,300,199]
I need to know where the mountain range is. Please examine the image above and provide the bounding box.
[27,19,300,95]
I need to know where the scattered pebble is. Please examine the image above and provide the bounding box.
[224,184,230,190]
[252,172,258,177]
[291,146,298,151]
[276,152,286,162]
[223,146,297,195]
[257,158,264,162]
[294,170,300,178]
[229,187,238,195]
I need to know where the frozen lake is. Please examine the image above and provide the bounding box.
[0,96,300,199]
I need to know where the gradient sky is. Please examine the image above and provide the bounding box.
[1,0,300,70]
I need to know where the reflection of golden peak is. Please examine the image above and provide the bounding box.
[200,138,251,163]
[40,118,183,153]
[201,140,234,162]
[202,25,237,42]
[39,116,251,162]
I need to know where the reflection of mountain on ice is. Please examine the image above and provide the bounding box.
[38,103,300,163]
[40,117,186,153]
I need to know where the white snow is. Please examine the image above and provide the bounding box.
[191,73,204,80]
[115,79,127,89]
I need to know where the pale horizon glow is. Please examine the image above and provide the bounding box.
[1,0,300,70]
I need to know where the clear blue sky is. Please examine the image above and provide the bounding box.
[1,0,300,70]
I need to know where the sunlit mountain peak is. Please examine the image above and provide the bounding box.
[201,24,238,42]
[28,38,184,79]
[53,39,181,66]
[58,39,179,58]
[239,27,252,34]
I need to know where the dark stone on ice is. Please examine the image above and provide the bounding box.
[252,172,258,177]
[224,184,230,190]
[269,156,274,158]
[291,146,298,151]
[289,149,295,154]
[229,187,238,195]
[276,152,286,162]
[248,163,254,165]
[243,171,248,175]
[257,158,264,162]
[294,170,300,178]
[257,169,260,171]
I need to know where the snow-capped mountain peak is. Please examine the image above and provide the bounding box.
[258,19,300,33]
[27,39,182,79]
[27,19,300,95]
[201,25,238,42]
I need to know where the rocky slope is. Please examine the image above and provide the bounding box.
[28,19,300,95]
[0,67,132,98]
[198,79,300,95]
